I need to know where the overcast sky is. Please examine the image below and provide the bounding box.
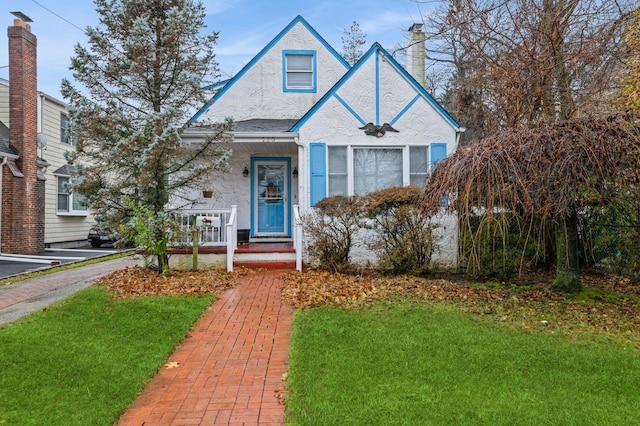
[0,0,432,101]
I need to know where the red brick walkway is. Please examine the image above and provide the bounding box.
[117,270,293,425]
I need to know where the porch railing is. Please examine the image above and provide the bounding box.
[173,208,232,247]
[293,204,303,271]
[226,205,237,272]
[174,205,300,272]
[173,206,237,272]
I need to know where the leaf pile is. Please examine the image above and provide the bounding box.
[281,270,640,345]
[99,266,244,298]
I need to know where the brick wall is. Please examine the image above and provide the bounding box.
[1,20,45,254]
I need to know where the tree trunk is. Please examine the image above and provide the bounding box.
[550,213,582,293]
[157,253,170,276]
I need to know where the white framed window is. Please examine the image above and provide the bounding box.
[353,148,403,195]
[283,50,316,92]
[313,143,447,204]
[409,146,429,186]
[60,112,72,145]
[57,176,87,215]
[328,146,347,196]
[327,146,404,196]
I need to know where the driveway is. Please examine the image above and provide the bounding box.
[0,256,137,326]
[0,244,126,279]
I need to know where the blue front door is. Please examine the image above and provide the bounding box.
[253,160,289,236]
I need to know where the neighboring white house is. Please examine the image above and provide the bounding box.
[183,15,463,266]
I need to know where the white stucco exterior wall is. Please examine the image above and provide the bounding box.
[199,22,348,124]
[292,48,460,267]
[184,151,299,232]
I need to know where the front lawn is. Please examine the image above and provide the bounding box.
[0,286,214,425]
[286,300,640,425]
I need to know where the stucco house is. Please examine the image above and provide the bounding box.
[176,15,463,270]
[0,16,94,257]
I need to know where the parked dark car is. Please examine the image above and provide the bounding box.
[87,228,117,248]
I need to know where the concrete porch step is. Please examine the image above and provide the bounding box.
[233,260,297,270]
[233,243,296,270]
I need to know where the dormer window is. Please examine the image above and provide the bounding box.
[283,50,316,93]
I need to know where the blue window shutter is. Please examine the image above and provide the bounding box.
[430,143,447,172]
[431,143,448,206]
[309,143,326,206]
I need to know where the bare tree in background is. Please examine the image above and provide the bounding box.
[414,0,634,143]
[341,21,367,65]
[620,8,640,112]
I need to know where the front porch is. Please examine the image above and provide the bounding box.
[166,241,298,270]
[163,206,303,271]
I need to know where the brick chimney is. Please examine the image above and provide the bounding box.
[1,15,45,254]
[407,23,426,89]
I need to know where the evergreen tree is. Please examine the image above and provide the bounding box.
[62,0,232,275]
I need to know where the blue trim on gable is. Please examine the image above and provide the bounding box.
[291,44,378,132]
[292,42,460,132]
[333,93,366,125]
[390,94,421,126]
[190,97,216,123]
[189,80,232,123]
[189,15,350,124]
[377,48,460,129]
[202,79,230,91]
[282,50,317,93]
[375,51,380,125]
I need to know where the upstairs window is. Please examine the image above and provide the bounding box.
[60,112,75,146]
[283,50,316,92]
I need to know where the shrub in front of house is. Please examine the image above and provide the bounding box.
[363,186,437,275]
[303,195,365,272]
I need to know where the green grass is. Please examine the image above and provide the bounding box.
[0,286,214,425]
[286,301,640,425]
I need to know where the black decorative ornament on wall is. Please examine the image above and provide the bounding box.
[358,122,399,137]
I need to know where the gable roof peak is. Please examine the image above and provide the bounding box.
[190,15,349,124]
[292,40,460,131]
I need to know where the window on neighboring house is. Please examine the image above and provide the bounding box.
[409,146,429,186]
[283,50,316,92]
[57,176,87,215]
[60,112,75,145]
